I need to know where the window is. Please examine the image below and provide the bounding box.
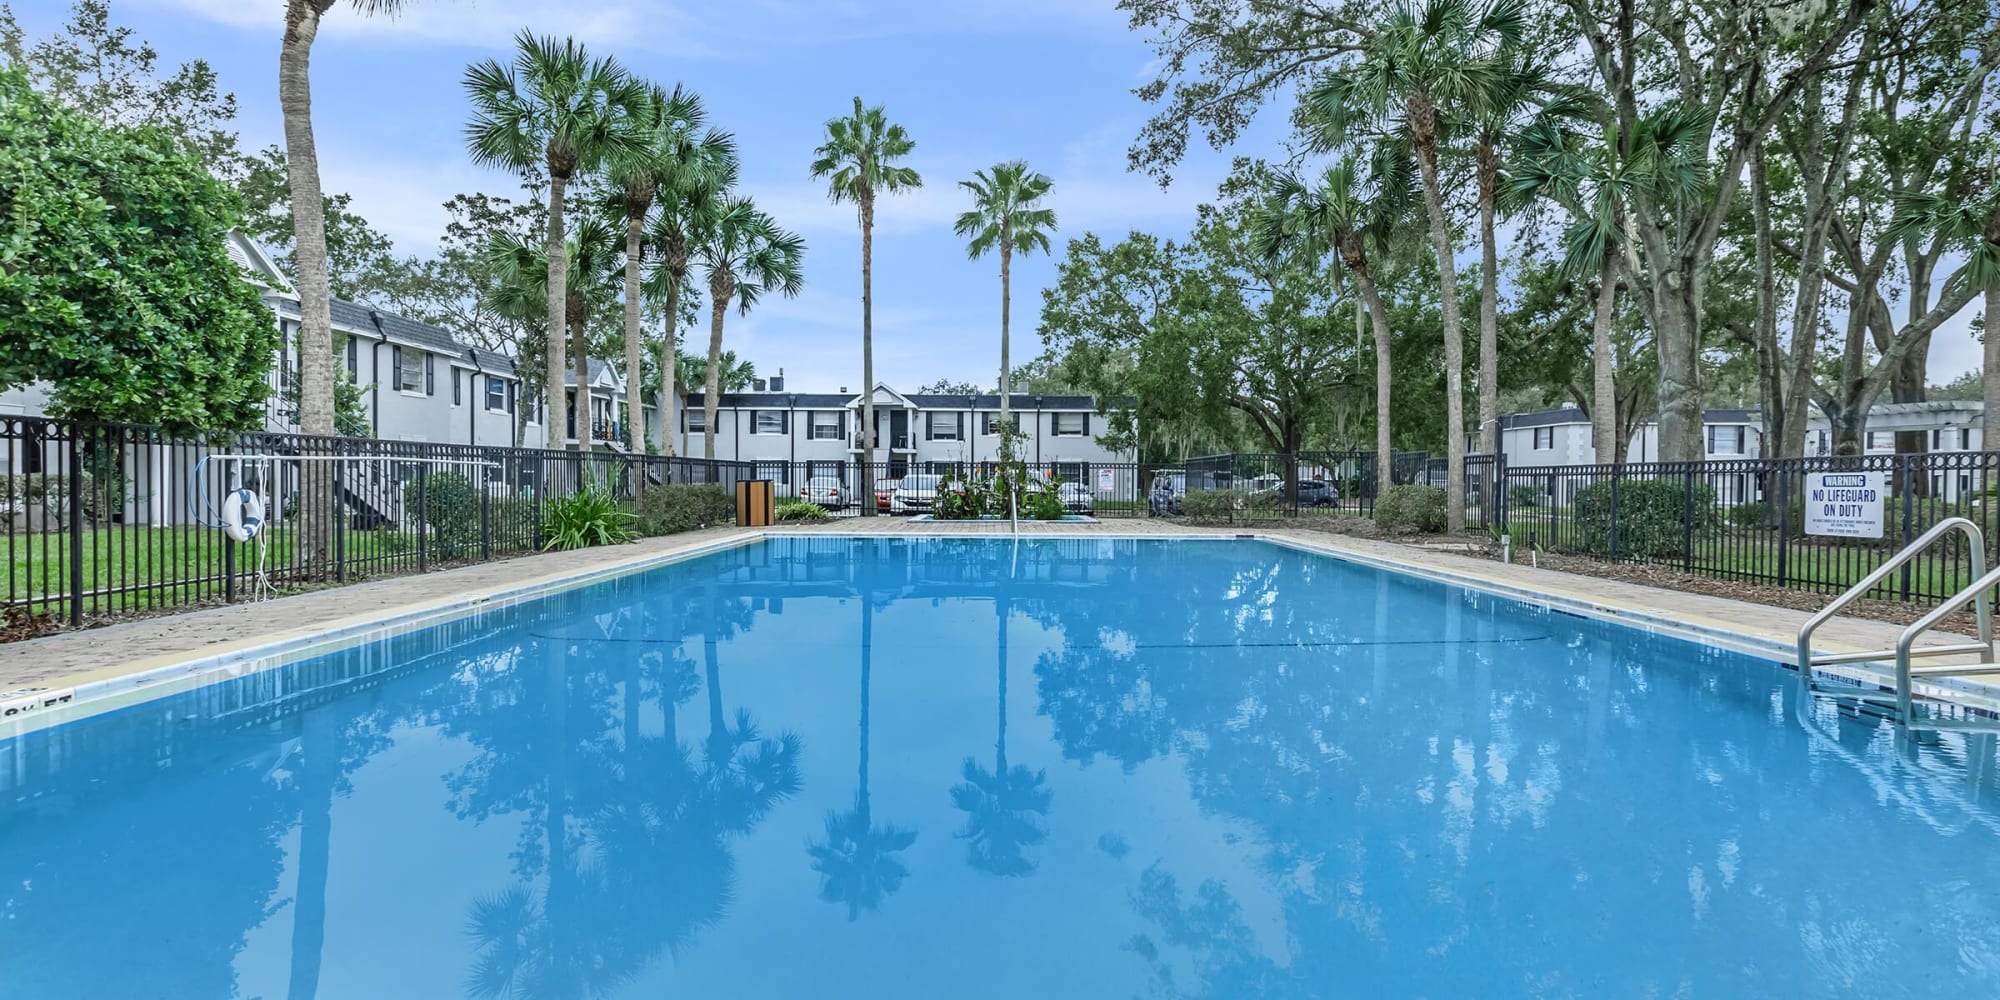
[1056,462,1085,482]
[1708,425,1745,455]
[394,347,423,393]
[485,376,505,412]
[1866,431,1886,450]
[344,336,358,381]
[452,369,462,406]
[981,412,1015,436]
[809,411,843,440]
[753,410,787,435]
[1531,427,1554,450]
[1053,412,1087,437]
[807,460,846,480]
[926,412,962,440]
[1963,429,1974,450]
[684,407,707,432]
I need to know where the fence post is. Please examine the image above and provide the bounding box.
[417,464,429,574]
[1775,466,1790,589]
[1495,452,1508,539]
[1899,453,1915,602]
[1683,467,1696,574]
[1609,473,1621,560]
[333,448,347,583]
[67,428,83,626]
[481,461,492,561]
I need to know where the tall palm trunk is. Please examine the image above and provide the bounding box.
[286,707,335,1000]
[1476,140,1500,460]
[623,213,647,459]
[1352,260,1396,494]
[571,304,592,456]
[1985,282,2000,440]
[280,0,336,574]
[1591,253,1619,465]
[993,598,1008,776]
[544,173,571,452]
[1410,107,1467,533]
[998,234,1013,430]
[702,273,731,460]
[658,279,680,458]
[860,193,878,511]
[857,595,873,828]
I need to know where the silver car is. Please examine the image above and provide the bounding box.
[888,474,944,514]
[1056,482,1093,514]
[798,476,852,509]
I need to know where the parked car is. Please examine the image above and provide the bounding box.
[1149,474,1186,516]
[798,476,852,509]
[874,477,901,512]
[1057,482,1094,514]
[889,474,945,515]
[1295,479,1339,507]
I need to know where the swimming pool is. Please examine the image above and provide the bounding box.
[3,535,1998,997]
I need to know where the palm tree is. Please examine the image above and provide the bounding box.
[643,130,737,459]
[606,84,707,457]
[1887,185,2000,437]
[464,31,649,451]
[482,219,624,454]
[1466,53,1550,461]
[950,597,1050,877]
[691,197,805,459]
[1256,154,1409,495]
[1303,0,1526,532]
[954,162,1057,437]
[811,97,923,512]
[279,0,404,574]
[807,593,917,920]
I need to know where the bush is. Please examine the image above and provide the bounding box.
[405,471,480,558]
[637,483,734,535]
[1375,485,1447,535]
[1179,489,1241,523]
[543,485,637,550]
[774,497,831,523]
[492,496,541,548]
[1026,485,1068,521]
[1571,478,1716,557]
[1508,484,1543,509]
[933,479,988,520]
[0,472,97,529]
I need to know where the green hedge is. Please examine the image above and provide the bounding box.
[1572,478,1716,557]
[1375,485,1446,535]
[638,483,734,535]
[405,471,480,559]
[774,497,831,522]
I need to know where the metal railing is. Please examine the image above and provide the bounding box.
[1,416,752,630]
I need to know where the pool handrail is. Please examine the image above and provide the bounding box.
[1796,516,1993,723]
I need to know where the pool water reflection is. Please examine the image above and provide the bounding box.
[3,537,2000,998]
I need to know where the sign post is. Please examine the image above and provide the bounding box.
[1803,471,1885,539]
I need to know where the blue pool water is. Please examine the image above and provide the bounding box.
[4,537,2000,998]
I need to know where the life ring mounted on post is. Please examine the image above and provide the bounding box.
[221,488,265,543]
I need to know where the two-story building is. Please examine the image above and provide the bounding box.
[680,380,1137,497]
[1497,405,1768,505]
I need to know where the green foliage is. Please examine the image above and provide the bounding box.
[405,471,480,558]
[1025,485,1069,521]
[637,482,734,535]
[541,484,636,550]
[233,144,403,303]
[0,67,276,430]
[1178,489,1241,523]
[1508,483,1543,509]
[773,497,830,523]
[932,480,986,520]
[1375,485,1448,535]
[0,472,96,528]
[1572,479,1717,558]
[491,496,541,546]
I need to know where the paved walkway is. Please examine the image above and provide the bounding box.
[2,516,1976,707]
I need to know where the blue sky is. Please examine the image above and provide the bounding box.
[15,0,1274,393]
[14,0,1984,391]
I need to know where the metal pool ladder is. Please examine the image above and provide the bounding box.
[1797,516,1996,730]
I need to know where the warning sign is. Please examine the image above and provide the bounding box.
[1804,471,1885,538]
[1097,467,1115,493]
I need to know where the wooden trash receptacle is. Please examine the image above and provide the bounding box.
[736,479,775,527]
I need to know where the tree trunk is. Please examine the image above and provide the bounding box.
[623,212,647,460]
[280,0,335,575]
[571,305,592,456]
[659,278,680,459]
[860,194,877,513]
[1353,263,1396,493]
[1986,283,2000,451]
[1411,127,1466,531]
[544,172,570,452]
[1476,139,1500,460]
[285,706,335,1000]
[1591,254,1619,465]
[999,233,1014,429]
[703,273,729,460]
[1651,291,1706,463]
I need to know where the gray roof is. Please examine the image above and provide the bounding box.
[563,358,620,388]
[685,392,854,408]
[466,348,517,376]
[1703,408,1759,424]
[273,296,386,336]
[1499,407,1589,429]
[684,391,1127,410]
[372,311,465,356]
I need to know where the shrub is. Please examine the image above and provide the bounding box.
[0,472,96,529]
[637,483,734,535]
[1508,484,1543,509]
[543,485,637,550]
[405,471,480,559]
[1571,478,1716,557]
[933,480,985,520]
[1375,485,1448,535]
[774,497,831,523]
[1179,489,1241,523]
[492,496,541,549]
[1026,485,1068,521]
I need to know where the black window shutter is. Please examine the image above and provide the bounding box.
[1083,412,1091,435]
[392,345,402,386]
[956,412,964,439]
[452,370,461,405]
[925,414,934,441]
[839,411,847,438]
[507,381,517,413]
[426,354,435,395]
[781,411,790,435]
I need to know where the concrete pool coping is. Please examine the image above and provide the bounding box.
[4,519,1994,730]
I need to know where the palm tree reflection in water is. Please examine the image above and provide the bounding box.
[950,595,1051,877]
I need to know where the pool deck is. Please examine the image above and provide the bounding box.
[1,517,1984,710]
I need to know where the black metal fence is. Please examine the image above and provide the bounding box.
[749,460,1160,519]
[1486,451,2000,603]
[2,416,752,628]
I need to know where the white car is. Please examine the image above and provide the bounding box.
[797,476,852,509]
[1056,482,1093,514]
[888,474,945,514]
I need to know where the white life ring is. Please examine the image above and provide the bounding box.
[221,488,265,542]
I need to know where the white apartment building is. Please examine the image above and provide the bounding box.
[678,380,1137,488]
